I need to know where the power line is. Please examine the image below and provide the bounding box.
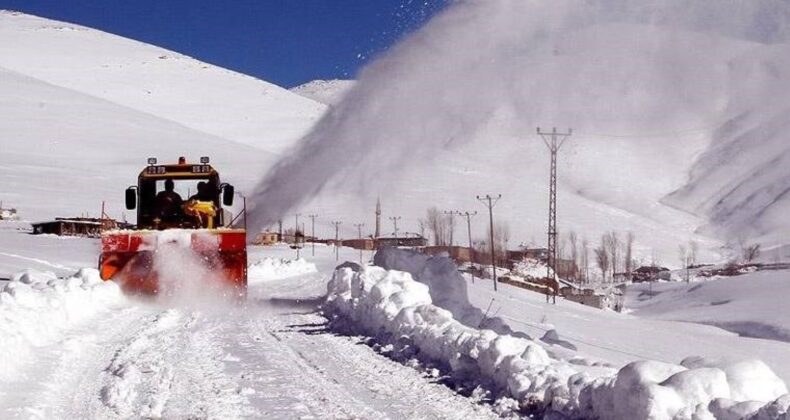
[443,210,456,247]
[476,194,501,292]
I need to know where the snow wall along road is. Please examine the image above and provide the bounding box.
[324,248,790,419]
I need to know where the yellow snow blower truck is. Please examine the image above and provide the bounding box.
[99,156,247,296]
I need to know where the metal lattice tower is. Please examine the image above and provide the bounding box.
[536,127,572,286]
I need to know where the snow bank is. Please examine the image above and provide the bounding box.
[0,268,125,380]
[323,265,575,407]
[512,259,553,280]
[248,257,318,283]
[373,247,515,333]
[324,264,790,418]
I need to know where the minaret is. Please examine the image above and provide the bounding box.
[375,197,381,238]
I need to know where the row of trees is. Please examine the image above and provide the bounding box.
[416,208,770,284]
[558,231,638,283]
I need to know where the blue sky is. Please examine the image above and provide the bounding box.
[0,0,448,87]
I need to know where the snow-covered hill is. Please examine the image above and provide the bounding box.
[0,10,325,155]
[626,270,790,343]
[0,11,324,221]
[249,1,790,265]
[0,66,272,221]
[291,80,355,107]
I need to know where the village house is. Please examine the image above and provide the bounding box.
[562,287,624,312]
[632,266,671,283]
[376,233,428,248]
[421,245,474,263]
[342,238,376,251]
[31,217,131,238]
[252,231,279,246]
[0,207,18,221]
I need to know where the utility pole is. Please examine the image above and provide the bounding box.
[308,214,318,256]
[294,213,301,235]
[375,196,382,239]
[331,221,342,261]
[389,216,402,243]
[354,223,365,263]
[477,195,501,291]
[456,211,478,283]
[536,127,572,301]
[443,210,456,248]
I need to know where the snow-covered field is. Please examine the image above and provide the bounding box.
[626,271,790,343]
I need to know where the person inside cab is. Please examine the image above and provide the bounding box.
[183,181,217,228]
[155,179,183,226]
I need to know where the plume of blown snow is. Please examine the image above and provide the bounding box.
[247,0,790,242]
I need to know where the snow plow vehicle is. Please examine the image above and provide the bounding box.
[99,157,246,297]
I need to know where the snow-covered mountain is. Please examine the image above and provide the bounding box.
[0,10,325,155]
[291,80,355,107]
[0,11,324,221]
[249,1,790,265]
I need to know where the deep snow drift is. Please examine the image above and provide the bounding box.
[324,262,790,419]
[0,268,125,381]
[248,0,790,263]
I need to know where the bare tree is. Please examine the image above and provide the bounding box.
[679,244,692,282]
[558,231,567,260]
[581,237,589,284]
[594,245,609,282]
[569,231,579,282]
[624,232,635,276]
[417,219,426,239]
[602,232,620,278]
[742,243,761,263]
[446,212,456,247]
[679,244,688,268]
[488,222,510,264]
[426,207,449,246]
[689,240,699,267]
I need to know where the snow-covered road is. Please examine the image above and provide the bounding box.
[0,241,496,419]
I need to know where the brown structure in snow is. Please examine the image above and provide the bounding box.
[31,217,131,238]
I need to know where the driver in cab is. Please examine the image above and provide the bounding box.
[154,179,183,226]
[183,181,217,228]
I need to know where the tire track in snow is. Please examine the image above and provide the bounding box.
[98,308,250,419]
[226,309,498,419]
[2,293,497,419]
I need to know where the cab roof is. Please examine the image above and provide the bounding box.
[139,161,218,180]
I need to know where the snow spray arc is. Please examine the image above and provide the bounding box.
[246,0,790,234]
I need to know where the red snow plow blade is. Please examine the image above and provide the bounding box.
[99,229,247,297]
